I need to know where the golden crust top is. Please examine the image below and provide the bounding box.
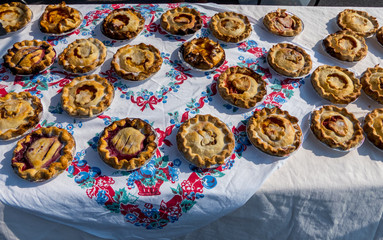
[160,7,202,35]
[363,108,383,150]
[337,9,379,37]
[361,65,383,104]
[263,9,303,37]
[0,2,32,33]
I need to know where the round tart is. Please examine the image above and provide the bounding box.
[217,66,267,108]
[58,38,107,74]
[11,126,75,182]
[376,27,383,45]
[337,9,378,38]
[61,74,114,118]
[102,8,145,40]
[311,65,361,104]
[247,107,302,157]
[98,118,157,170]
[160,7,202,35]
[263,9,303,37]
[310,105,364,151]
[209,11,252,43]
[3,40,56,75]
[176,114,235,168]
[267,43,312,78]
[361,65,383,104]
[112,43,163,81]
[0,2,32,33]
[363,108,383,150]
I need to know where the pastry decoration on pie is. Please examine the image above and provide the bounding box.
[310,105,364,151]
[363,108,383,150]
[209,11,252,43]
[176,114,235,168]
[98,117,157,170]
[181,37,225,70]
[61,74,114,118]
[267,43,312,77]
[217,66,267,108]
[0,2,32,33]
[3,40,56,75]
[323,30,368,62]
[58,38,107,74]
[311,65,361,104]
[247,107,302,157]
[337,9,379,38]
[376,27,383,46]
[112,43,163,81]
[160,7,202,35]
[361,65,383,104]
[263,9,303,37]
[11,126,75,182]
[102,8,145,40]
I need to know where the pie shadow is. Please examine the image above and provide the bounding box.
[302,130,349,158]
[312,40,358,69]
[357,138,383,162]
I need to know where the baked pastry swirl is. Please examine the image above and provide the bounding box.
[361,65,383,104]
[263,9,303,37]
[363,108,383,150]
[160,7,202,35]
[0,2,32,33]
[337,9,379,38]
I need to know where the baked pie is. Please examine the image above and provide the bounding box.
[361,65,383,104]
[11,126,75,182]
[267,43,312,77]
[209,11,252,43]
[363,108,383,150]
[160,7,202,35]
[0,2,32,33]
[98,117,157,170]
[112,43,162,81]
[376,27,383,45]
[58,38,107,74]
[323,30,368,62]
[3,40,56,75]
[311,65,361,104]
[0,92,43,140]
[102,8,145,40]
[310,105,364,151]
[61,74,114,118]
[217,66,267,108]
[337,9,379,38]
[263,9,303,37]
[247,107,302,157]
[181,37,225,70]
[176,114,235,168]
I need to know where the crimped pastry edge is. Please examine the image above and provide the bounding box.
[263,9,303,37]
[363,108,383,149]
[361,65,383,104]
[377,27,383,45]
[160,7,203,35]
[337,9,379,37]
[0,2,32,33]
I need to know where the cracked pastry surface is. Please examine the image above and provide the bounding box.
[160,7,202,35]
[337,9,378,37]
[363,108,383,150]
[263,9,303,37]
[0,2,32,33]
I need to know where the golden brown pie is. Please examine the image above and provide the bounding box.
[363,108,383,150]
[160,7,202,35]
[376,27,383,45]
[337,9,379,37]
[361,65,383,104]
[263,9,303,37]
[0,2,32,33]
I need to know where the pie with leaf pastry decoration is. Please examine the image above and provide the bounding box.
[0,2,32,33]
[363,108,383,150]
[337,9,378,38]
[263,9,303,37]
[160,7,202,35]
[361,65,383,104]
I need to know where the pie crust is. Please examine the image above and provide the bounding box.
[363,108,383,150]
[263,9,303,37]
[376,27,383,45]
[112,43,163,81]
[61,74,114,117]
[98,117,157,170]
[361,65,383,104]
[176,114,235,168]
[337,9,379,37]
[217,66,267,108]
[12,126,75,182]
[311,65,361,104]
[160,7,202,35]
[0,2,32,33]
[58,38,107,74]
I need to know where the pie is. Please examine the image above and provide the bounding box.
[337,9,379,37]
[160,7,202,35]
[102,8,145,40]
[310,105,364,151]
[263,9,303,37]
[311,65,361,104]
[217,66,267,108]
[247,107,302,157]
[98,117,157,170]
[176,114,235,168]
[58,38,107,74]
[0,92,43,140]
[376,27,383,45]
[61,74,114,118]
[323,30,368,62]
[112,43,163,81]
[3,40,56,75]
[361,65,383,104]
[209,11,252,43]
[0,2,32,33]
[181,37,225,70]
[267,43,312,77]
[363,108,383,150]
[11,126,75,182]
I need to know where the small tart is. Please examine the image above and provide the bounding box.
[61,74,114,117]
[181,37,225,70]
[363,108,383,149]
[376,27,383,45]
[102,8,145,40]
[267,43,312,77]
[311,65,361,104]
[263,9,303,37]
[247,107,302,157]
[217,66,267,108]
[12,126,75,182]
[337,9,379,38]
[58,38,107,74]
[0,2,32,33]
[160,7,202,35]
[209,11,252,43]
[112,43,163,81]
[310,105,364,151]
[176,114,235,168]
[323,30,368,62]
[3,40,56,75]
[98,118,157,170]
[361,65,383,104]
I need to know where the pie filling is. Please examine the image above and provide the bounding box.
[75,85,97,106]
[225,75,252,94]
[219,18,245,36]
[338,36,357,51]
[262,117,286,141]
[0,99,33,131]
[174,13,194,25]
[322,115,347,137]
[46,9,71,24]
[196,128,217,146]
[273,15,295,31]
[68,43,99,66]
[326,73,348,90]
[121,48,154,72]
[0,7,23,28]
[110,15,131,29]
[12,46,49,68]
